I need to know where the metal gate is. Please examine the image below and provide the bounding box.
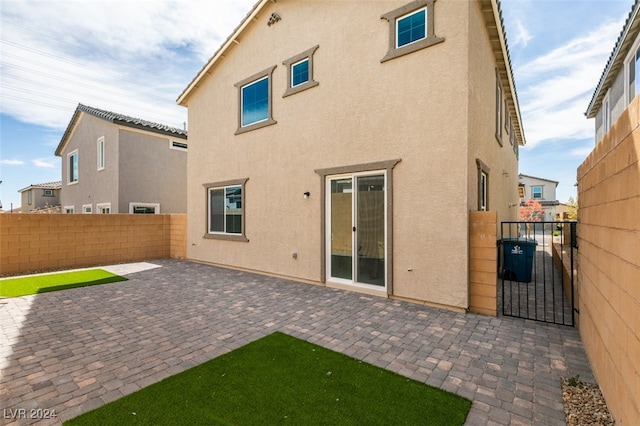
[499,221,577,326]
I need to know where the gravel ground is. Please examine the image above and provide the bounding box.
[562,376,615,425]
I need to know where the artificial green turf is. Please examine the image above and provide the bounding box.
[0,269,127,297]
[65,332,471,425]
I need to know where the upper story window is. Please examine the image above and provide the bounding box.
[381,0,444,63]
[602,91,611,132]
[170,140,188,151]
[97,136,105,171]
[43,189,54,197]
[68,150,78,184]
[476,159,490,212]
[282,45,319,98]
[235,66,277,134]
[27,190,32,205]
[532,186,543,199]
[626,44,640,103]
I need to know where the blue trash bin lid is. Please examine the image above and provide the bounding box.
[500,237,538,245]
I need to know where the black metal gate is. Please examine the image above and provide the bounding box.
[499,221,577,326]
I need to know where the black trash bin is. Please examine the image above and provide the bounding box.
[501,237,537,283]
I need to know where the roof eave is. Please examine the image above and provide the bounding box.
[176,0,269,106]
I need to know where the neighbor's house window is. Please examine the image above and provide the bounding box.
[602,91,611,132]
[68,150,79,184]
[282,45,319,97]
[476,160,490,211]
[235,66,277,134]
[495,73,503,145]
[97,136,105,171]
[170,140,188,151]
[381,0,444,63]
[204,178,248,241]
[129,203,160,214]
[27,190,32,205]
[626,43,640,103]
[43,189,54,197]
[97,203,111,214]
[532,186,543,200]
[82,204,92,214]
[64,206,75,214]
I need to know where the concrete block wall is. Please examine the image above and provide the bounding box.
[0,214,187,276]
[577,96,640,425]
[469,211,497,316]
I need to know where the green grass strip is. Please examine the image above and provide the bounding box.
[66,331,471,425]
[0,269,127,297]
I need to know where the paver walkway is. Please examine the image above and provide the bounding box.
[0,259,595,425]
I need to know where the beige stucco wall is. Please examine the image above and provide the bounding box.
[578,95,640,425]
[184,0,513,310]
[20,188,60,212]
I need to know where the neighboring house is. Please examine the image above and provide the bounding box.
[18,181,61,212]
[177,0,525,311]
[518,174,560,221]
[54,104,188,214]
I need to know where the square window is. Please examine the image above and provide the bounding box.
[397,8,426,48]
[283,45,319,98]
[381,0,444,63]
[235,66,277,134]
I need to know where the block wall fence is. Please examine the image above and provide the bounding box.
[0,214,187,277]
[577,97,640,425]
[468,211,497,317]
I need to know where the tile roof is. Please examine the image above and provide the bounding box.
[586,0,640,118]
[18,181,62,192]
[55,104,187,156]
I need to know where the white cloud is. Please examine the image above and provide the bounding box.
[32,158,58,168]
[0,0,256,130]
[516,21,623,148]
[511,19,533,48]
[0,159,25,166]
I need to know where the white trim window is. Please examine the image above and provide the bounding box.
[68,149,79,184]
[64,206,75,214]
[532,186,543,200]
[97,136,105,171]
[495,74,503,144]
[97,203,111,214]
[282,46,319,98]
[82,204,93,214]
[602,91,611,132]
[626,40,640,104]
[170,140,188,151]
[129,203,160,214]
[208,185,243,235]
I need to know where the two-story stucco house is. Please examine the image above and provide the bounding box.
[518,173,560,221]
[177,0,525,311]
[55,104,188,214]
[18,181,62,213]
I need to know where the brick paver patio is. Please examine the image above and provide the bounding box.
[0,259,595,425]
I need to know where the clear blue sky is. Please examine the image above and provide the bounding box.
[0,0,633,210]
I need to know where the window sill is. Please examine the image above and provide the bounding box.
[283,81,319,98]
[235,118,277,135]
[381,35,444,63]
[203,233,249,242]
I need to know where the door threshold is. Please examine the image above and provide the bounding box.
[326,280,388,297]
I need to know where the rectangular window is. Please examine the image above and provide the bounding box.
[476,159,490,211]
[495,74,503,145]
[629,46,640,103]
[170,140,188,151]
[64,206,75,214]
[381,0,443,63]
[97,136,105,170]
[43,189,53,196]
[27,190,32,205]
[82,204,92,214]
[129,203,159,214]
[235,66,276,134]
[97,203,111,214]
[292,58,309,87]
[603,92,611,131]
[68,150,78,183]
[396,8,426,48]
[242,77,269,126]
[209,186,242,234]
[532,186,543,199]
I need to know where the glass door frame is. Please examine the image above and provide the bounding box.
[325,170,388,291]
